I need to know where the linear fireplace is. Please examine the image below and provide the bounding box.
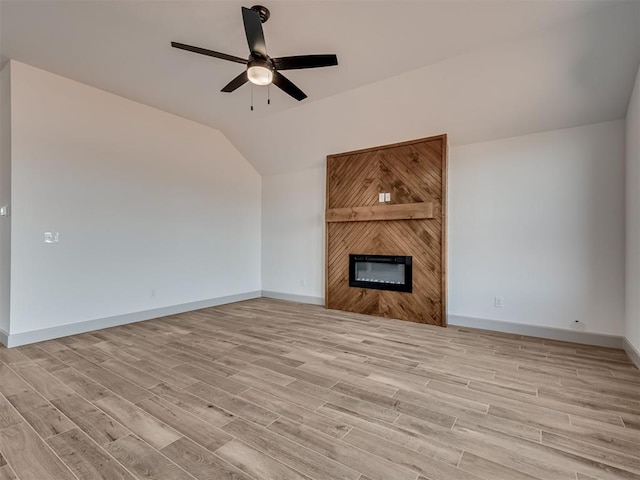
[349,254,412,293]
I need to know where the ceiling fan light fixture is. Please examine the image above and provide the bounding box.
[247,59,273,86]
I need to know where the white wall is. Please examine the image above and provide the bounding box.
[450,121,625,336]
[0,63,10,336]
[262,121,626,337]
[262,167,325,302]
[626,64,640,354]
[8,61,261,336]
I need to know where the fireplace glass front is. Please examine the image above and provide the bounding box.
[349,255,412,293]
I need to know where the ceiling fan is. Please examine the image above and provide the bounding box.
[171,5,338,102]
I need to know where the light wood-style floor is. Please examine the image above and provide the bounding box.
[0,298,639,480]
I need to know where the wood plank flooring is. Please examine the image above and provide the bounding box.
[1,298,639,480]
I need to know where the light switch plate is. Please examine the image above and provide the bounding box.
[378,193,385,203]
[0,206,8,217]
[385,192,391,202]
[44,232,59,244]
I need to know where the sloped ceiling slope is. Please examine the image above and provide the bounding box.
[1,1,639,174]
[235,2,640,174]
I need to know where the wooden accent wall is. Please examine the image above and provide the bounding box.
[325,134,447,326]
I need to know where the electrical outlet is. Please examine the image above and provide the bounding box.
[493,296,503,308]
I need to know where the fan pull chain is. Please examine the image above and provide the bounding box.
[268,85,271,105]
[250,85,254,111]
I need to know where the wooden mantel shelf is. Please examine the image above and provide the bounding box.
[326,202,434,223]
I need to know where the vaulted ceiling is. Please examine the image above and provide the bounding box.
[1,1,639,174]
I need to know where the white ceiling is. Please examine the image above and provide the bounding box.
[1,1,639,174]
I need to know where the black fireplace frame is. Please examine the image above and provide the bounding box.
[349,254,413,293]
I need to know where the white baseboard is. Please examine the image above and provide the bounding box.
[3,292,633,362]
[448,314,623,349]
[261,290,325,306]
[1,290,261,348]
[624,338,640,369]
[258,294,626,350]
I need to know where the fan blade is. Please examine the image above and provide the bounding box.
[171,42,246,64]
[221,71,249,93]
[272,54,338,71]
[241,7,267,57]
[272,71,307,101]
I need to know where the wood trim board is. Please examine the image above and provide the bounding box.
[326,202,434,223]
[441,137,448,326]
